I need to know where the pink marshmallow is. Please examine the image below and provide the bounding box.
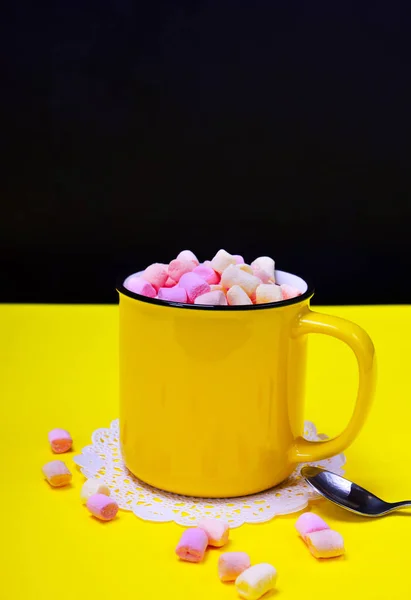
[193,265,220,284]
[305,530,345,559]
[86,493,119,521]
[280,283,302,300]
[194,291,227,305]
[48,428,72,454]
[141,263,168,291]
[234,255,245,264]
[179,272,210,303]
[175,528,208,563]
[168,259,197,283]
[218,552,251,582]
[164,276,177,288]
[177,250,199,265]
[124,276,156,298]
[198,518,229,547]
[295,512,330,538]
[157,286,188,303]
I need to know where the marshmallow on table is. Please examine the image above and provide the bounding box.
[42,460,72,487]
[221,265,260,299]
[193,264,220,284]
[175,528,208,563]
[124,276,156,298]
[48,428,72,453]
[280,283,301,300]
[168,259,197,283]
[80,478,110,503]
[157,286,188,303]
[179,272,210,303]
[194,291,227,306]
[210,249,237,274]
[218,552,251,582]
[177,250,199,265]
[227,285,253,306]
[141,263,168,291]
[295,512,330,538]
[305,530,345,559]
[198,517,229,547]
[235,564,277,600]
[86,493,119,521]
[255,283,283,304]
[251,257,275,283]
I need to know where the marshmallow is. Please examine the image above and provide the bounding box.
[237,263,254,274]
[48,428,72,454]
[124,276,156,298]
[177,250,199,265]
[221,265,260,299]
[198,517,229,547]
[168,259,197,283]
[252,266,273,284]
[251,257,275,283]
[280,283,301,300]
[210,249,237,274]
[141,263,168,291]
[80,478,111,503]
[210,284,224,292]
[234,255,245,264]
[179,272,210,303]
[164,276,177,288]
[175,528,208,563]
[194,291,227,306]
[255,284,283,304]
[295,512,329,538]
[227,285,253,306]
[86,493,119,521]
[218,552,251,582]
[193,264,220,284]
[305,530,345,559]
[235,564,277,600]
[42,460,72,487]
[157,286,188,303]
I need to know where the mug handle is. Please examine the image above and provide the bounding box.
[289,308,376,463]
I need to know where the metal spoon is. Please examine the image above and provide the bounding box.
[301,466,411,516]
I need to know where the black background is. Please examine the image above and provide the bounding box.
[1,2,410,304]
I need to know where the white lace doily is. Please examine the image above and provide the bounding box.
[74,419,345,527]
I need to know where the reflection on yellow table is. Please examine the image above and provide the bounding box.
[1,305,410,599]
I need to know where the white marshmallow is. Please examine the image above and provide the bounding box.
[255,284,283,304]
[235,564,277,600]
[227,285,253,306]
[210,249,237,274]
[220,265,260,299]
[251,256,275,282]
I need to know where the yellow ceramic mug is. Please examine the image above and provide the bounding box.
[118,270,376,498]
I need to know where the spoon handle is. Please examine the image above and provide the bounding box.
[392,501,411,511]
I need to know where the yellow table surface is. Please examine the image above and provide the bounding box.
[2,304,411,599]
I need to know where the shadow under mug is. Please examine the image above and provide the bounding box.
[117,270,376,498]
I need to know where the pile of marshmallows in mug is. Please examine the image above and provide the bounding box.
[124,249,302,306]
[43,429,345,600]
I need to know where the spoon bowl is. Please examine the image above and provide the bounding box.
[301,466,411,517]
